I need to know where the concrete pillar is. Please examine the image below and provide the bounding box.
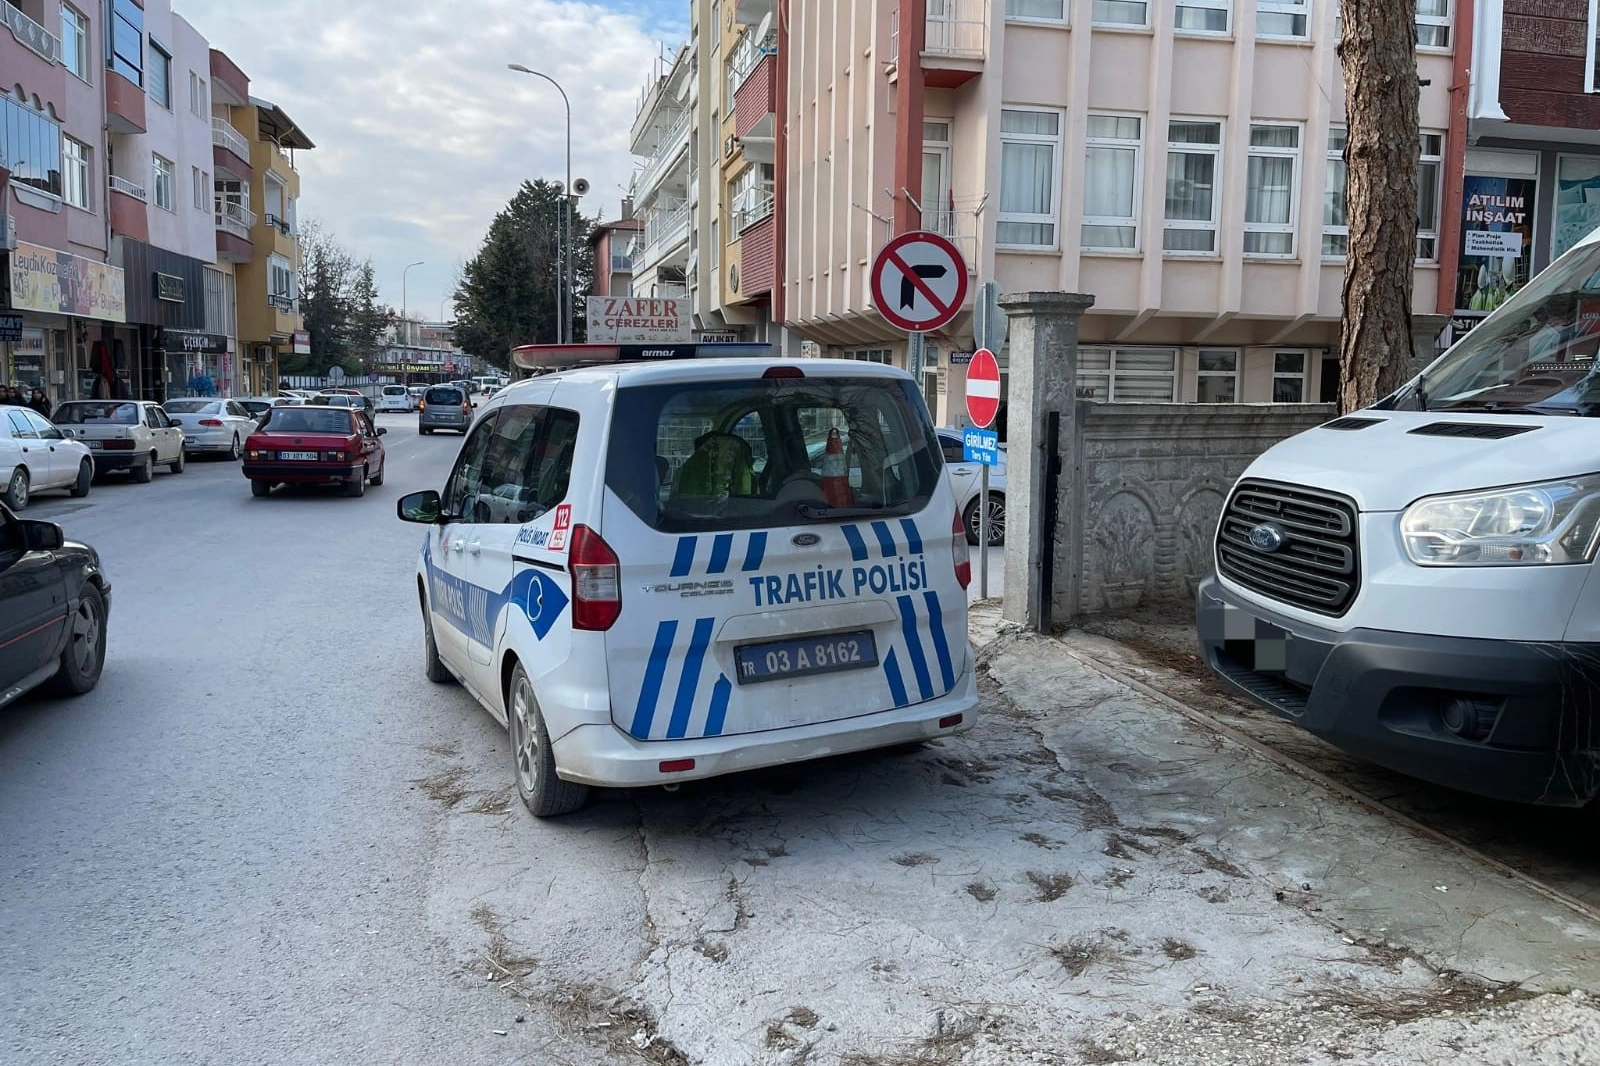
[1408,314,1450,377]
[996,291,1095,631]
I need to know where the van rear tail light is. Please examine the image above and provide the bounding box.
[570,524,622,631]
[952,510,971,589]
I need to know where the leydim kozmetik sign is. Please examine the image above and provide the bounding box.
[586,297,692,343]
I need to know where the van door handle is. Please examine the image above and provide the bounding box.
[449,537,465,553]
[467,539,482,555]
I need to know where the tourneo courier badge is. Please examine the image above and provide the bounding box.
[1248,522,1288,553]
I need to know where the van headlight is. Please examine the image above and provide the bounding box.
[1401,474,1600,566]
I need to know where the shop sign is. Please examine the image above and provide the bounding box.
[293,330,311,355]
[154,272,187,302]
[166,331,228,354]
[0,314,21,342]
[14,326,44,352]
[586,296,692,343]
[1455,176,1535,316]
[9,241,127,322]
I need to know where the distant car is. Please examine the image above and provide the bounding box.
[163,398,259,460]
[418,385,474,434]
[936,428,1006,546]
[52,400,186,482]
[1,406,94,510]
[307,391,377,422]
[407,385,427,402]
[378,384,416,413]
[242,405,388,498]
[0,501,109,711]
[232,396,279,421]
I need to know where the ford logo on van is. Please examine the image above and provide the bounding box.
[1248,522,1288,553]
[792,532,822,547]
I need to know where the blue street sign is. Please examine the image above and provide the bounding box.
[962,427,999,465]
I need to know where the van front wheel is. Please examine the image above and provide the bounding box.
[506,663,589,818]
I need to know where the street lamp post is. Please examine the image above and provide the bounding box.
[507,63,572,345]
[401,261,424,349]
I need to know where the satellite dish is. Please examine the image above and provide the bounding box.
[572,177,591,196]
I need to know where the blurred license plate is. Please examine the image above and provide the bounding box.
[735,631,878,685]
[86,440,102,448]
[279,451,319,460]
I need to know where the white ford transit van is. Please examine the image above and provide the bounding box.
[1199,226,1600,806]
[398,355,979,816]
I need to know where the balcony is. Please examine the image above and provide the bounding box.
[263,212,293,237]
[610,251,634,273]
[212,118,253,179]
[921,197,982,273]
[728,29,776,95]
[632,108,691,202]
[637,198,690,272]
[209,49,250,106]
[734,51,776,141]
[732,184,774,233]
[889,0,987,88]
[4,3,60,65]
[106,71,147,135]
[107,177,148,242]
[215,201,256,241]
[269,293,296,313]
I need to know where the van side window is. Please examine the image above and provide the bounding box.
[470,404,582,524]
[442,411,500,523]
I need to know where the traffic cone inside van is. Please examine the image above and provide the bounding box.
[820,428,853,507]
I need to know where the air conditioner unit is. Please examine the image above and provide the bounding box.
[0,215,15,252]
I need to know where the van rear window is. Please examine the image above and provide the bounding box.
[606,376,942,533]
[425,388,464,405]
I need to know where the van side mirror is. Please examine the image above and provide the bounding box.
[397,489,442,524]
[23,520,65,551]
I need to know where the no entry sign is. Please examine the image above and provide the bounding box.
[869,231,969,334]
[965,347,1000,429]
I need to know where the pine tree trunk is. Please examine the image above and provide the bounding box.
[1337,0,1421,413]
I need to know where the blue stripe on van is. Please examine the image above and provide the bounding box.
[666,617,716,739]
[897,595,934,701]
[741,532,767,572]
[870,520,897,558]
[706,534,734,575]
[704,675,733,737]
[842,525,869,562]
[899,518,923,557]
[630,620,679,739]
[883,649,909,708]
[670,537,697,578]
[923,590,955,693]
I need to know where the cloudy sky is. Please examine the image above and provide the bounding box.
[177,0,686,322]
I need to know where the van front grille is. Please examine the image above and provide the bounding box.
[1216,479,1360,616]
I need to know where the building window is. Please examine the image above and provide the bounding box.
[1164,119,1222,253]
[844,348,893,364]
[1417,133,1443,261]
[1083,115,1142,251]
[190,72,207,115]
[710,218,719,275]
[63,136,90,210]
[1244,124,1300,257]
[2,97,64,199]
[107,0,144,86]
[1590,1,1600,92]
[1007,0,1066,20]
[1093,1,1148,27]
[1196,349,1240,402]
[61,5,89,82]
[997,108,1062,248]
[1078,347,1178,402]
[149,43,172,109]
[1176,0,1229,33]
[1257,0,1308,39]
[731,163,775,231]
[1272,350,1309,401]
[193,167,208,210]
[1417,0,1450,49]
[152,154,175,210]
[1322,126,1348,258]
[269,256,295,307]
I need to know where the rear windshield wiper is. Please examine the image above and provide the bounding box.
[795,503,914,521]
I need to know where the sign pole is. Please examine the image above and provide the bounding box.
[907,331,924,377]
[961,346,1002,602]
[979,460,989,599]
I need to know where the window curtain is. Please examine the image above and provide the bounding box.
[998,140,1054,245]
[1084,146,1137,248]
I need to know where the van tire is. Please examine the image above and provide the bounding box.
[506,662,588,817]
[421,600,452,683]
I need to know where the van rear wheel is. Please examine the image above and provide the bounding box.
[506,662,588,817]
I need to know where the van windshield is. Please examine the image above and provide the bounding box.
[606,376,942,533]
[1385,239,1600,416]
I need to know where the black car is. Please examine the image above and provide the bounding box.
[0,503,109,710]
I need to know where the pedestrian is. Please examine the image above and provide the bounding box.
[1,385,20,405]
[28,387,52,419]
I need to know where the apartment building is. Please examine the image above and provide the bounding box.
[1453,0,1600,338]
[629,45,693,305]
[1,0,124,402]
[782,0,1457,423]
[715,0,782,342]
[587,201,641,298]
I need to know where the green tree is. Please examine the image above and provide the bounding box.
[289,220,357,376]
[346,260,393,369]
[454,180,597,368]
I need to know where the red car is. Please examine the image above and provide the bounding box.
[243,405,387,498]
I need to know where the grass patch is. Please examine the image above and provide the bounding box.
[1027,871,1074,902]
[966,882,997,903]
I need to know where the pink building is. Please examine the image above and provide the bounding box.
[588,202,642,299]
[782,0,1458,424]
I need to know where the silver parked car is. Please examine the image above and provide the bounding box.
[163,398,260,460]
[936,429,1006,546]
[418,385,473,434]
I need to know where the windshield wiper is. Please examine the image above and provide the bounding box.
[796,502,914,521]
[1414,372,1428,412]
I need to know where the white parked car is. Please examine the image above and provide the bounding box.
[0,406,94,510]
[52,400,185,482]
[378,385,416,413]
[162,398,259,460]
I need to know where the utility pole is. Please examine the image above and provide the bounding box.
[1337,0,1421,412]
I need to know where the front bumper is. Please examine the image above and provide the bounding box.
[242,461,362,484]
[551,663,980,788]
[1197,576,1600,806]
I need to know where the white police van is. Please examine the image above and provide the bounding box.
[1199,224,1600,807]
[398,351,978,816]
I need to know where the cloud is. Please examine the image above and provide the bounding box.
[175,0,685,319]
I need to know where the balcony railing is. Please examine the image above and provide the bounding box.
[4,3,61,65]
[632,108,691,201]
[729,29,777,92]
[263,212,292,236]
[921,196,982,270]
[639,199,691,269]
[215,201,256,240]
[888,0,987,63]
[732,184,774,233]
[211,118,251,160]
[653,282,688,299]
[268,293,296,312]
[109,175,147,202]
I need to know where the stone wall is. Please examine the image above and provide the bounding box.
[1061,402,1336,617]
